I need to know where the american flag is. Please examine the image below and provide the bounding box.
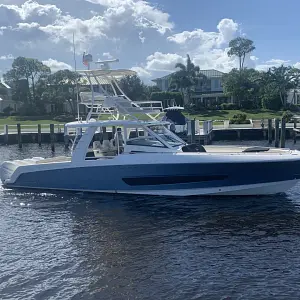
[82,52,88,66]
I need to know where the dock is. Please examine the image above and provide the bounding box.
[1,118,300,149]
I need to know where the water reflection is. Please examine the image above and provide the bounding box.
[2,144,300,299]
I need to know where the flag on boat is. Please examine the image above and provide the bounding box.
[82,52,93,67]
[82,52,88,66]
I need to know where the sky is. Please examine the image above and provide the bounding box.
[1,0,300,83]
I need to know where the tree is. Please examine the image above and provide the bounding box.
[263,65,300,107]
[4,57,50,104]
[222,68,261,107]
[40,69,81,116]
[150,91,183,107]
[169,54,206,105]
[118,75,147,101]
[228,37,255,71]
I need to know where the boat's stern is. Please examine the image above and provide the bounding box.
[0,157,45,186]
[0,161,18,185]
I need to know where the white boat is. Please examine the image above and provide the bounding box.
[1,61,300,196]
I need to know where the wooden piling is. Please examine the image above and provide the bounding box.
[17,123,22,148]
[4,124,8,145]
[50,123,55,152]
[37,124,42,146]
[64,125,69,150]
[294,119,297,144]
[280,118,286,148]
[275,118,280,148]
[190,119,196,144]
[268,119,272,144]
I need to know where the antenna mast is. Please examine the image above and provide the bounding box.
[73,32,80,122]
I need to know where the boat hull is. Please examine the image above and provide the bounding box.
[2,158,300,196]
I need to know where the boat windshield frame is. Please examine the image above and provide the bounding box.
[146,124,185,147]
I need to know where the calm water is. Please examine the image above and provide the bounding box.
[2,142,300,300]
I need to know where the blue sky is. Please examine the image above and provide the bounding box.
[0,0,300,82]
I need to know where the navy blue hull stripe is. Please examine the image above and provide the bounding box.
[122,175,228,186]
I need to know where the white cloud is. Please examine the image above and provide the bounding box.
[131,66,151,78]
[145,19,240,74]
[294,62,300,69]
[167,18,238,48]
[103,52,113,59]
[145,52,185,72]
[0,0,62,22]
[217,18,239,44]
[0,54,14,60]
[139,31,145,43]
[256,58,290,71]
[86,0,174,34]
[42,58,72,72]
[40,15,107,51]
[16,22,39,30]
[250,55,259,61]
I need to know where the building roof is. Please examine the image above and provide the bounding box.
[152,69,224,82]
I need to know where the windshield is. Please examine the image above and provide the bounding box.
[148,125,185,147]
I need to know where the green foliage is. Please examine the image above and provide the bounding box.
[18,103,45,116]
[4,57,50,104]
[40,69,81,116]
[118,75,147,101]
[228,37,255,70]
[150,91,183,107]
[0,86,7,95]
[2,106,14,115]
[169,54,206,104]
[230,113,250,124]
[261,96,282,110]
[222,68,260,106]
[263,65,300,107]
[240,100,256,109]
[52,114,75,122]
[287,104,300,112]
[282,110,294,122]
[220,103,239,110]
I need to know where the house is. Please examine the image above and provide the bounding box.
[287,89,300,105]
[152,69,232,107]
[0,79,22,113]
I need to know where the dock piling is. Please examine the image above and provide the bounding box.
[268,119,272,143]
[50,124,55,152]
[37,124,42,146]
[294,119,297,144]
[4,124,8,145]
[17,123,22,148]
[190,119,196,144]
[64,125,69,150]
[280,118,286,148]
[274,119,280,148]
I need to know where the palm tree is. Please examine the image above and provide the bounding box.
[169,54,205,105]
[263,65,300,108]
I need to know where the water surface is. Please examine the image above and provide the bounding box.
[1,142,300,299]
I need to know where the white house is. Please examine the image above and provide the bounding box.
[287,89,300,105]
[152,69,232,107]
